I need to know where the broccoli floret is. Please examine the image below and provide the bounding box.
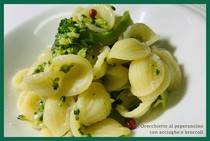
[52,11,133,65]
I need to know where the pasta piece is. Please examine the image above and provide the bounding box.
[69,104,83,137]
[40,127,53,137]
[27,48,52,74]
[117,96,154,118]
[76,82,112,126]
[17,91,41,121]
[152,46,181,91]
[37,48,52,63]
[72,6,84,21]
[116,89,141,111]
[25,54,93,97]
[106,58,129,65]
[102,65,129,92]
[12,68,29,92]
[122,23,160,46]
[129,53,165,97]
[117,64,170,118]
[93,46,110,80]
[49,54,94,96]
[24,71,64,97]
[139,63,170,101]
[106,38,151,64]
[77,4,115,32]
[43,95,75,136]
[85,118,131,137]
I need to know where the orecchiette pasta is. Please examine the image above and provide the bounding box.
[23,71,64,97]
[85,118,131,137]
[43,95,75,136]
[117,63,170,118]
[93,46,110,80]
[129,53,165,97]
[122,23,160,46]
[40,127,53,137]
[106,38,151,63]
[76,82,112,126]
[23,54,94,97]
[49,54,94,96]
[69,104,83,137]
[12,68,29,92]
[17,91,41,121]
[75,4,115,32]
[102,64,129,92]
[13,4,182,137]
[27,48,52,74]
[152,46,181,91]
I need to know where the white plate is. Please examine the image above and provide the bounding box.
[4,4,206,137]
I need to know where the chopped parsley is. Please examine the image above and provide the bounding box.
[78,127,85,135]
[59,64,74,73]
[155,67,160,75]
[74,107,80,121]
[74,107,80,115]
[111,6,116,11]
[47,60,52,66]
[58,96,66,106]
[17,115,29,121]
[52,77,59,90]
[32,62,47,74]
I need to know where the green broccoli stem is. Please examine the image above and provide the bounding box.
[79,11,133,46]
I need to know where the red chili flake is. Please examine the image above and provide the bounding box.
[89,9,97,18]
[126,118,136,130]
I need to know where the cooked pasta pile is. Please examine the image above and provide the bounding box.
[12,4,181,137]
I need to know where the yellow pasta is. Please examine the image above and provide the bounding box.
[152,46,181,91]
[24,54,94,97]
[69,104,83,137]
[17,91,41,121]
[27,48,52,74]
[117,63,170,118]
[76,82,112,126]
[70,104,130,137]
[93,46,110,80]
[102,64,129,92]
[75,4,115,32]
[49,54,94,96]
[85,118,131,137]
[107,38,151,63]
[122,23,160,46]
[139,63,170,101]
[129,53,165,97]
[23,71,64,97]
[43,95,75,136]
[12,68,29,92]
[40,127,53,137]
